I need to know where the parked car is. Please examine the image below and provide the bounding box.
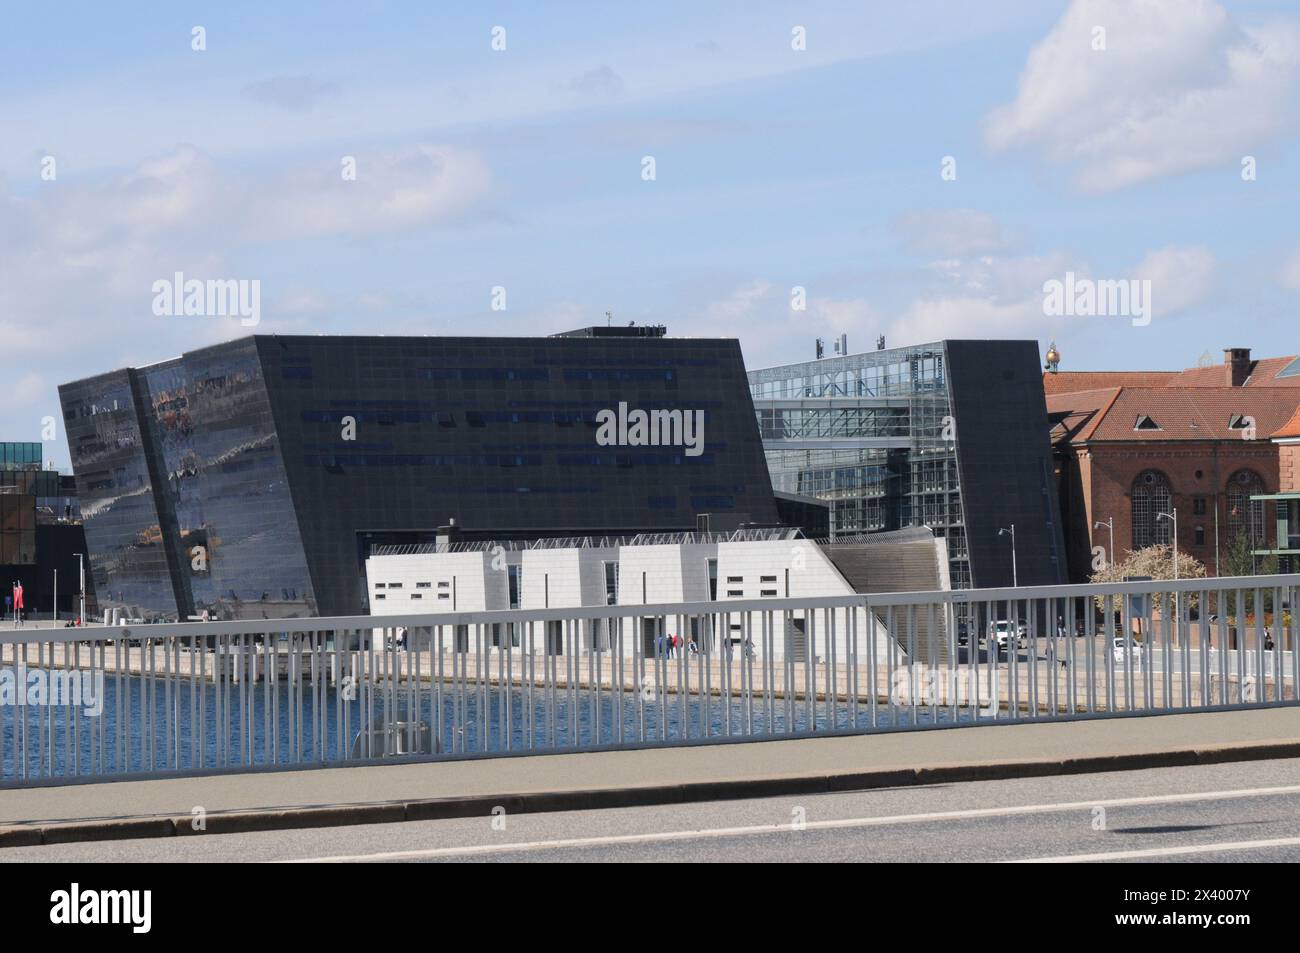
[988,619,1028,653]
[1112,636,1143,664]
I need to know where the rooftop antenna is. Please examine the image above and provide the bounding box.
[876,335,886,350]
[605,310,612,327]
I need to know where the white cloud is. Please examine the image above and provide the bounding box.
[986,0,1300,191]
[9,372,46,406]
[683,281,884,367]
[1280,249,1300,291]
[1133,244,1216,315]
[0,3,1038,175]
[893,209,1019,257]
[887,295,1044,345]
[882,245,1214,345]
[810,297,877,335]
[242,75,340,112]
[261,145,492,239]
[561,65,625,99]
[884,253,1065,344]
[0,143,493,366]
[696,280,776,333]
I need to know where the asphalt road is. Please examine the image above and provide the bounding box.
[7,757,1300,862]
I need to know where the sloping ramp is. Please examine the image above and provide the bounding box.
[818,530,950,665]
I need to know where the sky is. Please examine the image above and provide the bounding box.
[4,0,1300,470]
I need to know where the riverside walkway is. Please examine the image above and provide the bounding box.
[1,706,1298,847]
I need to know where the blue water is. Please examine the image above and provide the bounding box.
[0,671,969,782]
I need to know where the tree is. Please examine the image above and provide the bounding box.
[1221,532,1277,616]
[1089,544,1207,615]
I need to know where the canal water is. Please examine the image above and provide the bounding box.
[0,672,972,782]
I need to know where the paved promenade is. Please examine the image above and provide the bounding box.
[0,706,1297,846]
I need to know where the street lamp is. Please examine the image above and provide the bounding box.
[1093,517,1115,569]
[998,524,1018,588]
[1157,509,1180,644]
[1157,510,1179,580]
[72,553,85,625]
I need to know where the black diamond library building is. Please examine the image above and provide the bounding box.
[59,328,782,620]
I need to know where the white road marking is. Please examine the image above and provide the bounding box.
[1006,836,1300,863]
[281,782,1300,862]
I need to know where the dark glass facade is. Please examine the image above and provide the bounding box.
[61,333,778,620]
[944,340,1067,588]
[0,441,94,618]
[0,443,54,565]
[749,339,1067,591]
[59,371,172,614]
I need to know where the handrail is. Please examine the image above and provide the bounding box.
[4,573,1295,645]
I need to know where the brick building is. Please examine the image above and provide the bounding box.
[1046,348,1300,580]
[1252,407,1300,573]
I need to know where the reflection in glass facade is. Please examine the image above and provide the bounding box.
[142,339,317,621]
[749,340,1067,591]
[0,442,41,468]
[59,371,172,616]
[749,344,969,588]
[60,344,317,622]
[0,489,36,565]
[61,332,778,619]
[0,444,49,566]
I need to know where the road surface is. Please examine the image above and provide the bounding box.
[7,757,1300,862]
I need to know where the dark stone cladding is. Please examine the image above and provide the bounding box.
[944,339,1068,588]
[61,333,779,619]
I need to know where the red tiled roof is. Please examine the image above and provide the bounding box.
[1046,387,1121,443]
[1044,355,1300,395]
[1184,355,1300,388]
[1053,387,1300,443]
[1273,406,1300,440]
[1043,371,1177,396]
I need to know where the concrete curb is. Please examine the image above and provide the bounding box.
[3,739,1298,849]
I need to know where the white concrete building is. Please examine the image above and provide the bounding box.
[366,528,950,663]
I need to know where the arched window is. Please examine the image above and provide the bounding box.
[1227,469,1266,546]
[1131,469,1173,549]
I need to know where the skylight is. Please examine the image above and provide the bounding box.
[1134,415,1161,431]
[1276,356,1300,379]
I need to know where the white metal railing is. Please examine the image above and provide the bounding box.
[371,527,799,557]
[0,574,1296,786]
